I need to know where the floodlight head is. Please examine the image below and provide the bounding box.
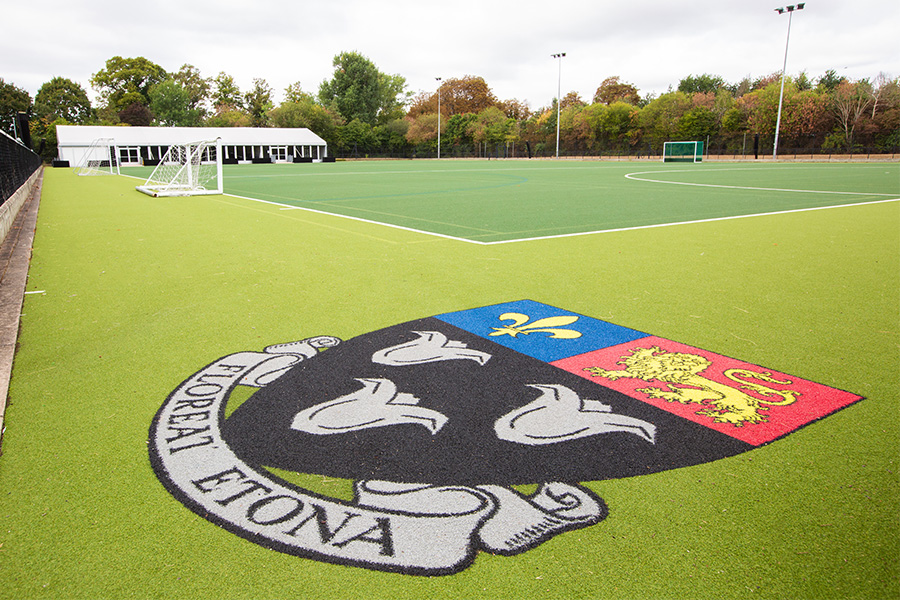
[786,4,795,11]
[775,7,785,13]
[797,3,805,9]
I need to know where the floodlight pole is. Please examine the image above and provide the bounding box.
[436,77,442,159]
[552,53,566,158]
[773,3,804,160]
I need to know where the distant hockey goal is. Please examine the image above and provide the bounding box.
[136,139,223,197]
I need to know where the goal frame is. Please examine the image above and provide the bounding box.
[74,138,120,176]
[136,139,224,197]
[662,141,704,163]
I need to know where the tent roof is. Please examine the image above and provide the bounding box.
[56,126,327,147]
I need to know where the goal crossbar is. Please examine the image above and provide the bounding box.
[136,139,223,197]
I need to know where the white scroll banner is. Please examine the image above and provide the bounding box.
[149,338,607,575]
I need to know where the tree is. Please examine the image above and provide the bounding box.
[212,72,243,110]
[378,73,410,124]
[498,98,530,121]
[678,74,726,95]
[638,91,693,141]
[268,97,343,143]
[118,102,153,126]
[171,64,210,116]
[816,70,846,93]
[435,76,498,116]
[337,119,378,154]
[149,80,202,126]
[205,106,251,128]
[405,112,440,145]
[467,106,514,147]
[374,119,411,153]
[0,78,31,136]
[831,79,873,150]
[444,113,478,146]
[593,76,641,105]
[678,107,718,139]
[561,91,585,110]
[318,52,406,126]
[91,56,167,111]
[34,77,91,124]
[284,82,313,104]
[244,78,273,127]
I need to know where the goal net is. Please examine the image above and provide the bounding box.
[136,139,223,197]
[74,138,120,176]
[663,141,704,163]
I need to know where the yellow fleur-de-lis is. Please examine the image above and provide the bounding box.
[489,312,582,339]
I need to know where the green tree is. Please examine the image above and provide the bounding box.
[678,107,717,139]
[211,72,243,110]
[374,119,410,153]
[638,91,693,141]
[284,82,314,104]
[0,78,31,136]
[319,52,406,126]
[596,102,639,148]
[149,80,202,126]
[467,106,514,146]
[378,73,410,124]
[268,97,343,143]
[34,77,91,124]
[678,74,726,95]
[816,69,846,93]
[171,64,210,116]
[90,56,167,112]
[205,107,251,127]
[244,78,273,127]
[337,118,377,154]
[444,113,477,146]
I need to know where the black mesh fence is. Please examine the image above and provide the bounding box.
[330,131,899,161]
[1,130,42,208]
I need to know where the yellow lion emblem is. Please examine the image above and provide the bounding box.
[584,346,800,426]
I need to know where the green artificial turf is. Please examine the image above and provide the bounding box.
[0,164,897,599]
[124,160,900,243]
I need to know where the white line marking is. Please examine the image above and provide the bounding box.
[478,198,900,245]
[624,169,899,196]
[222,193,480,244]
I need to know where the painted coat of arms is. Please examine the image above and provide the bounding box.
[149,300,862,575]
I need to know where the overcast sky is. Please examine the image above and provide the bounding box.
[3,0,898,111]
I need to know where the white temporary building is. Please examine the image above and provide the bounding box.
[56,125,329,167]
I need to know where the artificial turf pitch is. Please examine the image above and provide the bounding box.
[0,161,897,598]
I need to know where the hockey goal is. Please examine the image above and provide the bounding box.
[136,139,223,197]
[75,138,120,176]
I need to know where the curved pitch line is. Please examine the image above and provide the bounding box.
[624,170,897,197]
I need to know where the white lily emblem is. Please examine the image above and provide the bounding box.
[291,378,448,435]
[494,384,656,445]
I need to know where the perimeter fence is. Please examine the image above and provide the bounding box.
[1,130,42,208]
[330,131,899,161]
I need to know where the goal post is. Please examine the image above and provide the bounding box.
[663,141,704,163]
[74,138,120,176]
[136,139,224,197]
